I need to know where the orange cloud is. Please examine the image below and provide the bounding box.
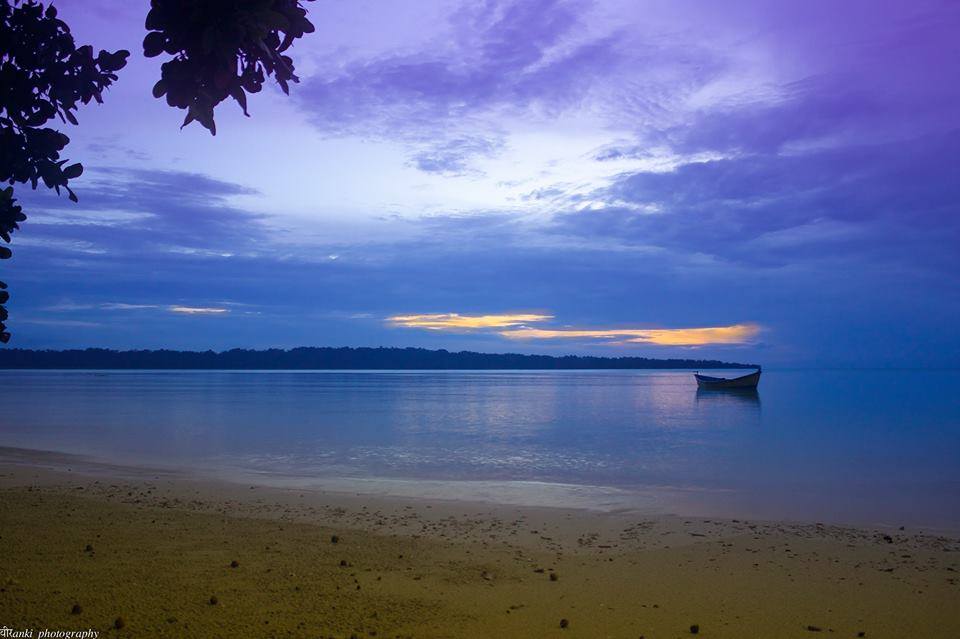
[388,313,553,330]
[499,323,761,346]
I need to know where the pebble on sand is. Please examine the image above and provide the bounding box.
[113,617,125,630]
[559,619,569,629]
[70,604,82,615]
[690,624,700,634]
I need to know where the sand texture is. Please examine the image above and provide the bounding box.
[0,451,958,638]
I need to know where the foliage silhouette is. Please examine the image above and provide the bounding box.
[0,0,315,342]
[145,0,315,135]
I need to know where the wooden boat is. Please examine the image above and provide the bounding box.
[694,369,761,389]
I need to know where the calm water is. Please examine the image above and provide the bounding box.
[1,369,958,529]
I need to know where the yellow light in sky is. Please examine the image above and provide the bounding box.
[499,323,761,346]
[388,313,553,330]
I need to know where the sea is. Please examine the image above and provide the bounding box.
[1,369,958,530]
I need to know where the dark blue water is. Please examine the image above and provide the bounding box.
[1,369,958,528]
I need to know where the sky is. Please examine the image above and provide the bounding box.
[4,0,960,367]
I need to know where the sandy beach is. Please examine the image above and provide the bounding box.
[1,447,958,638]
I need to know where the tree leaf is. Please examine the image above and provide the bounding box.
[143,31,166,57]
[230,85,249,116]
[62,163,84,179]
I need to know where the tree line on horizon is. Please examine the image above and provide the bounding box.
[0,347,757,370]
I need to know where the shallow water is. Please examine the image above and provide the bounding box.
[1,369,958,528]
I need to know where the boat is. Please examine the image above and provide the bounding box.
[694,368,761,389]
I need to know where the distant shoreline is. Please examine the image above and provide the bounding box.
[0,346,757,370]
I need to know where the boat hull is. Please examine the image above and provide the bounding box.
[694,370,761,389]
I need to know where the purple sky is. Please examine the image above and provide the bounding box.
[5,0,960,366]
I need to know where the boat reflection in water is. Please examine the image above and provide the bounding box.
[695,386,761,407]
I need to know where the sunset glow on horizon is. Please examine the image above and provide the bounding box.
[389,313,760,346]
[500,323,761,346]
[387,313,554,330]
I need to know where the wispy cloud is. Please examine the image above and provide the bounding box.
[19,318,104,328]
[500,323,762,346]
[299,0,620,135]
[388,312,552,330]
[410,136,505,176]
[44,302,231,316]
[101,303,160,310]
[17,167,266,261]
[168,306,230,315]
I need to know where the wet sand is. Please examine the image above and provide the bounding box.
[1,447,958,638]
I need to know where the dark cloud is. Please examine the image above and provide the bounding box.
[15,167,266,258]
[553,130,960,273]
[664,1,960,156]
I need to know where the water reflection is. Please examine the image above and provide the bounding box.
[2,369,959,528]
[0,370,762,483]
[695,387,761,407]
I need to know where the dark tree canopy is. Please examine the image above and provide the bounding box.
[0,0,129,343]
[0,0,315,343]
[145,0,315,135]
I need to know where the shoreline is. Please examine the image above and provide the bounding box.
[1,445,956,536]
[2,446,959,637]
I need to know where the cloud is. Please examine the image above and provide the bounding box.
[18,318,103,328]
[45,301,231,315]
[16,167,266,260]
[388,312,552,330]
[500,323,761,346]
[296,0,627,173]
[299,0,619,131]
[410,136,505,175]
[168,306,229,315]
[388,311,760,346]
[550,129,960,271]
[101,303,160,310]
